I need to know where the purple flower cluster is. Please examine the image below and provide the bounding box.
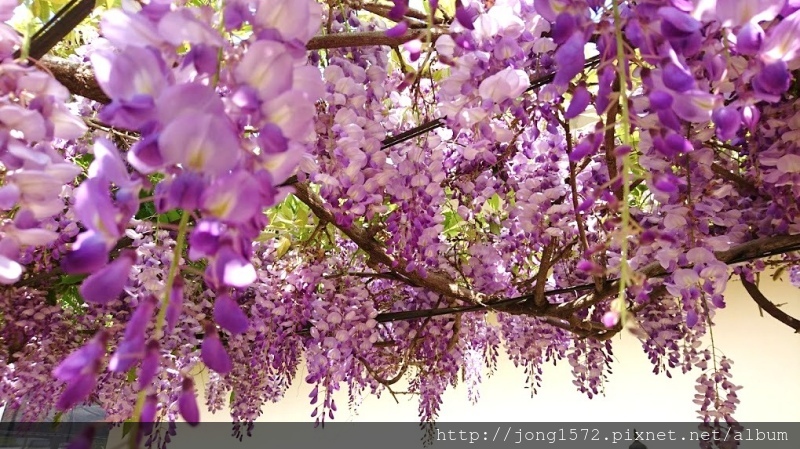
[82,0,323,297]
[694,356,742,428]
[43,0,326,427]
[0,0,87,285]
[2,0,800,436]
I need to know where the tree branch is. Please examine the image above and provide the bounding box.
[532,239,556,307]
[548,233,800,317]
[709,162,759,196]
[306,29,435,50]
[17,236,134,289]
[359,234,800,328]
[40,29,435,103]
[604,74,622,201]
[291,182,490,306]
[361,3,446,26]
[741,277,800,333]
[22,0,95,60]
[40,55,110,104]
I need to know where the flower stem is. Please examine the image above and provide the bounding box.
[128,210,189,449]
[612,0,634,319]
[156,210,190,338]
[127,393,147,449]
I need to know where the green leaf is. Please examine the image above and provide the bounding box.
[121,420,134,438]
[135,187,157,219]
[432,67,450,82]
[278,203,294,223]
[135,200,156,220]
[73,153,94,169]
[275,237,291,259]
[442,210,464,237]
[46,288,58,306]
[126,368,137,383]
[59,274,87,285]
[157,209,182,224]
[59,285,85,314]
[34,0,51,22]
[296,208,309,229]
[256,231,277,242]
[487,193,501,211]
[442,210,456,228]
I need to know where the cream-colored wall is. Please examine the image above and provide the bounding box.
[98,273,798,449]
[190,273,799,423]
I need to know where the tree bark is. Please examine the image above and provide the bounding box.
[40,55,110,104]
[39,30,434,103]
[291,182,491,306]
[741,277,800,333]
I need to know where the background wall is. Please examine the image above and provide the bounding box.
[191,272,800,423]
[93,272,799,449]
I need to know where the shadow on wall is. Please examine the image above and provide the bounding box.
[0,403,109,449]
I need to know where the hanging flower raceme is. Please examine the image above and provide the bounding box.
[53,331,109,411]
[0,0,87,285]
[109,295,157,372]
[39,0,324,429]
[80,0,324,298]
